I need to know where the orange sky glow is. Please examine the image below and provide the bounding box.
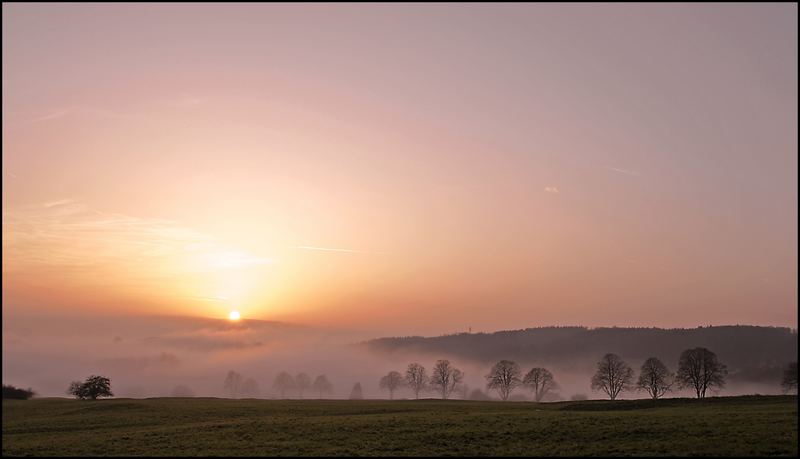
[2,3,797,336]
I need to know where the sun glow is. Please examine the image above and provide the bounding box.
[228,310,241,321]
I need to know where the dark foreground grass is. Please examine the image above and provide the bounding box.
[2,395,797,456]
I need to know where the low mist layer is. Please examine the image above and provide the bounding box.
[3,312,795,401]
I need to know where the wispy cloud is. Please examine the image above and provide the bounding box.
[43,198,76,208]
[3,200,270,275]
[29,109,71,123]
[605,166,641,176]
[3,200,208,271]
[6,106,138,131]
[544,186,560,193]
[188,295,229,302]
[293,245,388,255]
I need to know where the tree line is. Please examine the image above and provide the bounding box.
[363,326,797,388]
[480,347,731,402]
[4,352,797,401]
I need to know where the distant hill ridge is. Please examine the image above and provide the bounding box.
[361,325,797,384]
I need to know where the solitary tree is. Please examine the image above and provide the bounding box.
[312,375,333,399]
[224,370,243,398]
[781,362,797,394]
[242,377,260,397]
[349,382,363,400]
[485,360,522,401]
[295,373,311,399]
[405,363,428,399]
[170,385,195,397]
[67,375,113,400]
[523,367,558,402]
[590,353,634,400]
[637,357,674,400]
[676,347,727,398]
[273,372,295,398]
[430,359,464,400]
[379,371,404,400]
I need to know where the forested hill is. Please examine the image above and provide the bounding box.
[361,326,797,383]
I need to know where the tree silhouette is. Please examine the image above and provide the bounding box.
[224,370,243,398]
[676,347,727,398]
[312,375,333,399]
[523,367,557,402]
[273,372,295,399]
[379,371,404,400]
[67,375,113,400]
[590,354,633,400]
[430,359,463,400]
[405,363,428,399]
[349,382,363,400]
[782,362,798,393]
[2,385,35,400]
[485,360,522,401]
[637,357,674,400]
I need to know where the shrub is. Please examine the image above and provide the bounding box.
[2,384,35,400]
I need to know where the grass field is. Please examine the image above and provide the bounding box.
[2,395,797,456]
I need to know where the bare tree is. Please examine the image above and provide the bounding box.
[637,357,674,400]
[312,375,333,399]
[782,362,798,394]
[405,363,428,399]
[349,382,363,400]
[590,353,634,400]
[379,371,404,400]
[676,347,727,398]
[242,377,260,398]
[224,370,243,398]
[430,359,464,400]
[273,372,295,399]
[523,367,558,402]
[485,360,522,401]
[295,373,311,399]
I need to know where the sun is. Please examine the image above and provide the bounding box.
[228,310,241,321]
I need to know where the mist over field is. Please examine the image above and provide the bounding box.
[2,3,797,456]
[3,312,795,400]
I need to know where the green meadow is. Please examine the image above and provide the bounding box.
[2,395,797,456]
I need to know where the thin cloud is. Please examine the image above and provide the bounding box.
[13,107,136,129]
[3,200,271,277]
[544,186,560,194]
[605,166,641,176]
[29,109,71,123]
[43,198,75,208]
[187,295,229,302]
[293,245,388,255]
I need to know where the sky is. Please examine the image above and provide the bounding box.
[3,3,797,339]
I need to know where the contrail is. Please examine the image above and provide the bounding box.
[605,166,641,176]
